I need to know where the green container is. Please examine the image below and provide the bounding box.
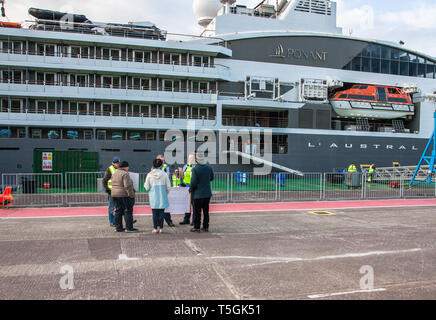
[33,150,99,174]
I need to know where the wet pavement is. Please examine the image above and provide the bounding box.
[0,204,435,300]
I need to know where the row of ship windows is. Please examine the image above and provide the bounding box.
[0,127,158,141]
[338,94,409,103]
[343,56,436,78]
[0,40,214,67]
[0,70,215,92]
[0,99,216,119]
[0,127,289,153]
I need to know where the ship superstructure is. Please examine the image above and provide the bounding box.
[0,0,435,174]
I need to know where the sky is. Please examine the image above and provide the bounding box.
[3,0,436,57]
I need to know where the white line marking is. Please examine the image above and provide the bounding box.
[118,254,138,261]
[308,288,387,299]
[210,248,423,264]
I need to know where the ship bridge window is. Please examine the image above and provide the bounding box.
[388,88,400,94]
[344,43,436,78]
[362,58,370,72]
[427,63,435,78]
[418,63,426,77]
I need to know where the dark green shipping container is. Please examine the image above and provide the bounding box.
[33,150,99,173]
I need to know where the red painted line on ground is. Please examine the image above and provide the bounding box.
[1,198,436,219]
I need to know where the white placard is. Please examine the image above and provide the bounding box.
[165,187,190,214]
[128,172,139,191]
[42,152,53,171]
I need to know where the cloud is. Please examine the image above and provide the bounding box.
[337,1,436,57]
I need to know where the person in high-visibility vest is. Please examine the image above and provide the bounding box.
[156,154,175,227]
[172,169,182,187]
[180,152,196,225]
[368,164,375,182]
[348,164,357,172]
[156,154,170,176]
[102,156,120,227]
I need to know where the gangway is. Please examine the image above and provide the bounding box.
[362,165,435,182]
[409,111,436,186]
[224,151,304,176]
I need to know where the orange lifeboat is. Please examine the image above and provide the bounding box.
[0,21,22,28]
[330,85,414,119]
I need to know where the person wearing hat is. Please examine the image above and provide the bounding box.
[189,152,214,232]
[111,161,138,233]
[102,156,120,226]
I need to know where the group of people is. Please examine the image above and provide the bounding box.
[348,163,376,182]
[102,152,214,234]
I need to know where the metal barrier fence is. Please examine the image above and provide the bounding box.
[1,173,64,207]
[1,171,435,208]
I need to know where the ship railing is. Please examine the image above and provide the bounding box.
[0,106,217,119]
[2,171,434,208]
[0,48,224,72]
[1,173,64,207]
[222,114,288,128]
[0,78,218,97]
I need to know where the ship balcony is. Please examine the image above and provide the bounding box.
[0,51,231,80]
[0,108,217,128]
[0,81,218,105]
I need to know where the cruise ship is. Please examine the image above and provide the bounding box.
[0,0,435,174]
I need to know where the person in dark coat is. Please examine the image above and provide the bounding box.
[189,152,214,232]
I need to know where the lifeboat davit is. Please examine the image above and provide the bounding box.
[330,85,415,119]
[0,22,22,28]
